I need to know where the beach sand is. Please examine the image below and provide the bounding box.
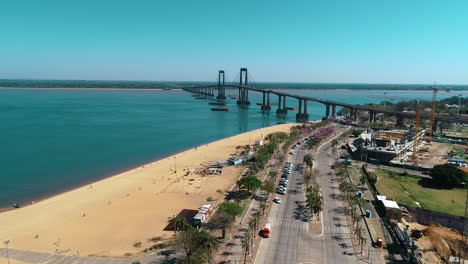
[0,123,296,257]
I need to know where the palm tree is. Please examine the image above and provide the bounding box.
[253,211,260,231]
[248,217,256,243]
[241,229,251,263]
[303,170,312,187]
[242,144,251,154]
[352,214,361,228]
[360,235,367,253]
[168,215,185,237]
[354,225,364,245]
[303,154,314,171]
[259,199,267,216]
[312,195,323,220]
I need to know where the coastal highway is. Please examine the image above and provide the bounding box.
[256,125,363,264]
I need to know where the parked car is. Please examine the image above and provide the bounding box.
[276,189,286,195]
[273,197,282,204]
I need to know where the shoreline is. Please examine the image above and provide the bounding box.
[0,124,295,213]
[1,87,467,93]
[0,122,299,256]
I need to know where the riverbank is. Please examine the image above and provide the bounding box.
[0,123,297,257]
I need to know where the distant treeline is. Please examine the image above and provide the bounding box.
[0,79,467,90]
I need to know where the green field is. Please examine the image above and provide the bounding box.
[374,169,466,216]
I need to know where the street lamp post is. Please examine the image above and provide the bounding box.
[4,240,10,264]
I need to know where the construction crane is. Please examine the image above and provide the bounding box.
[412,101,422,163]
[427,82,451,143]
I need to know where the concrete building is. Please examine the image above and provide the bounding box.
[352,129,424,164]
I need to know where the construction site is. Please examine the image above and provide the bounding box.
[344,86,468,264]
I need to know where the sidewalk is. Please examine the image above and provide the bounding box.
[214,158,279,264]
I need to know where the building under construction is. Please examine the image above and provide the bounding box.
[351,129,425,164]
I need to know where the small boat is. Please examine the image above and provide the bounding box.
[209,102,226,105]
[286,106,299,110]
[195,97,208,99]
[211,108,231,111]
[12,203,20,208]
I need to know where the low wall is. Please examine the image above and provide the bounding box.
[404,205,466,232]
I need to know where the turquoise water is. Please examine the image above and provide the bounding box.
[0,87,465,207]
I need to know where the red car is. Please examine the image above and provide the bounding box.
[262,223,271,238]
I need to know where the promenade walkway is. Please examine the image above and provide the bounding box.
[0,248,175,264]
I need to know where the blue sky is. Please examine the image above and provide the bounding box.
[1,0,467,83]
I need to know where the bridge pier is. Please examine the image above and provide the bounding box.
[296,99,309,122]
[237,87,250,105]
[276,95,287,115]
[325,104,330,119]
[350,108,358,122]
[261,92,271,111]
[216,70,226,99]
[332,104,336,117]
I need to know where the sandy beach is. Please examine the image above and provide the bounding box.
[0,123,296,257]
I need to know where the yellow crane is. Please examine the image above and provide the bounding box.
[427,82,451,143]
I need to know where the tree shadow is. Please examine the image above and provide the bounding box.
[329,207,345,214]
[225,190,250,201]
[331,235,343,241]
[158,249,175,257]
[329,193,341,200]
[417,177,454,190]
[339,242,349,248]
[160,259,177,264]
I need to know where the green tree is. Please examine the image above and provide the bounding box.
[268,171,278,179]
[367,171,377,185]
[237,176,263,195]
[175,225,218,264]
[219,202,244,217]
[305,185,323,220]
[351,129,363,137]
[261,180,276,194]
[216,202,244,239]
[430,164,467,188]
[331,139,338,148]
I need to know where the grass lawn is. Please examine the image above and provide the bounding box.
[374,169,466,216]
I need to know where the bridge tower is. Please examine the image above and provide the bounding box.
[216,70,226,99]
[237,67,250,105]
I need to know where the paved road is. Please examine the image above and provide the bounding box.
[256,125,366,264]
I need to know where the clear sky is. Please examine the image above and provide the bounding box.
[1,0,467,83]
